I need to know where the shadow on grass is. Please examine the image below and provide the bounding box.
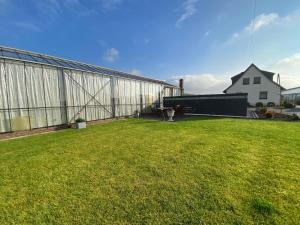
[135,115,224,124]
[178,115,225,122]
[252,198,277,215]
[130,115,227,126]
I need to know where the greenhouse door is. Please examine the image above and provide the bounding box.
[64,70,113,123]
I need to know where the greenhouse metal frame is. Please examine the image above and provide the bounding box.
[0,46,179,133]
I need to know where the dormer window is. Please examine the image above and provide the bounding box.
[243,78,250,85]
[254,77,261,84]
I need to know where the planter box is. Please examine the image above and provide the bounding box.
[76,122,86,129]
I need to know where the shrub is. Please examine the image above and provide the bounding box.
[295,99,300,105]
[265,111,273,119]
[256,102,264,107]
[260,107,267,114]
[283,101,295,109]
[75,117,86,123]
[267,102,275,107]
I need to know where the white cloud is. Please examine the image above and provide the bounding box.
[130,69,142,76]
[103,48,119,63]
[63,0,94,16]
[226,13,280,44]
[169,74,230,94]
[34,0,93,18]
[36,0,61,16]
[11,22,40,32]
[245,13,279,33]
[176,0,199,27]
[204,30,210,37]
[100,0,123,10]
[271,53,300,88]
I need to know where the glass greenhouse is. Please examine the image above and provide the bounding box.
[282,87,300,105]
[0,46,179,133]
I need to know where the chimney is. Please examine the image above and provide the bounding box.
[179,79,184,96]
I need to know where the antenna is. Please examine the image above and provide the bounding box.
[277,73,283,112]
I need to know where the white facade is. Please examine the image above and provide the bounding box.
[225,65,282,106]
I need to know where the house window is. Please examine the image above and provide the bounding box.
[254,77,261,84]
[259,91,268,99]
[243,78,250,85]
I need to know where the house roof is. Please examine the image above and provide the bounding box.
[0,46,177,87]
[223,63,285,93]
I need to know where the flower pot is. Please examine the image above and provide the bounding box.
[134,110,140,118]
[76,122,86,129]
[167,109,175,122]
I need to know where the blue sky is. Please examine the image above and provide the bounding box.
[1,0,300,93]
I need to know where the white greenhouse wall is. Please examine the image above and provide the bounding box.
[0,59,178,133]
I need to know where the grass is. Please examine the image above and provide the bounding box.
[0,117,299,224]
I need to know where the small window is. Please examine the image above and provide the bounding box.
[243,78,250,85]
[254,77,261,84]
[259,91,268,99]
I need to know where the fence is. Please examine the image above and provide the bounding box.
[164,93,248,117]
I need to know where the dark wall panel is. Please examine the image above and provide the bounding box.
[164,94,248,117]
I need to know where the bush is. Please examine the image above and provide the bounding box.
[295,99,300,105]
[75,117,86,123]
[283,101,295,109]
[265,111,273,119]
[260,107,267,114]
[267,102,275,107]
[256,102,264,107]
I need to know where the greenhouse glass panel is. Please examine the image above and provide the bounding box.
[55,59,75,69]
[0,61,9,109]
[2,50,20,60]
[10,109,30,131]
[0,110,10,133]
[44,67,64,107]
[41,57,63,67]
[47,108,64,126]
[25,64,46,108]
[6,62,28,109]
[32,56,51,65]
[71,71,85,106]
[29,109,47,129]
[84,73,97,106]
[17,53,36,62]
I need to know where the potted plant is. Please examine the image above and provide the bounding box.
[167,108,175,122]
[134,110,140,118]
[75,117,86,129]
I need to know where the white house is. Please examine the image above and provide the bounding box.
[224,64,285,106]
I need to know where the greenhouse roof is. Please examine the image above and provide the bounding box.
[0,46,176,87]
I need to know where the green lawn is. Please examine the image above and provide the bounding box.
[0,117,299,225]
